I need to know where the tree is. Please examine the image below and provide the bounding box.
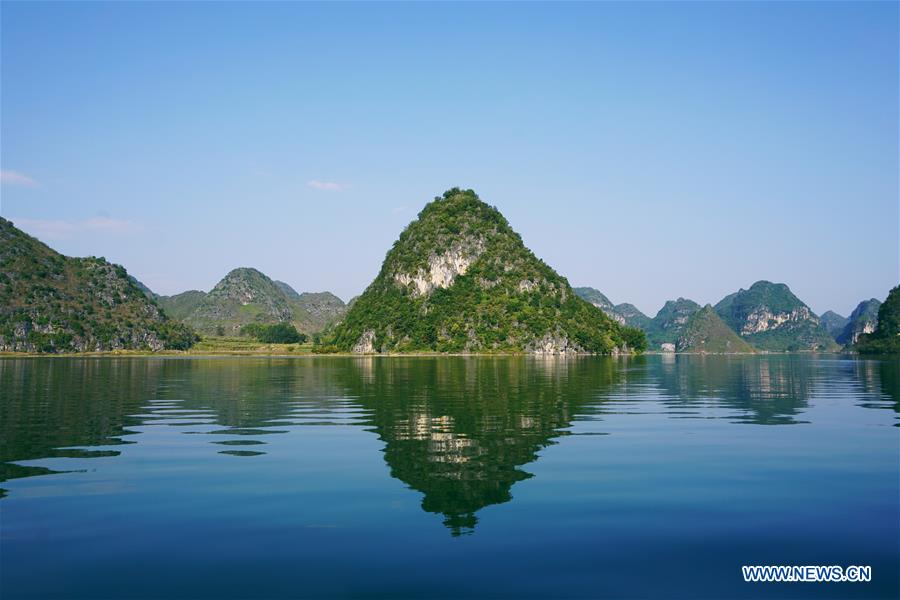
[856,286,900,354]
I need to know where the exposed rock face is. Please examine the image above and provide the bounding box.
[525,332,583,355]
[394,241,484,297]
[855,286,900,354]
[0,218,196,353]
[837,299,881,346]
[739,306,814,335]
[714,281,837,351]
[324,188,646,354]
[352,329,376,353]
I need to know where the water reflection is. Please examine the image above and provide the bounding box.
[1,355,896,532]
[338,357,626,534]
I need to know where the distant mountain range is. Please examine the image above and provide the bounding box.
[2,189,895,354]
[575,280,868,353]
[151,268,347,336]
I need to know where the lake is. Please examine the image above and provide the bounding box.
[1,355,897,599]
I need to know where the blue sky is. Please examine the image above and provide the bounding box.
[2,2,897,317]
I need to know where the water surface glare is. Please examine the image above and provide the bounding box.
[1,355,897,598]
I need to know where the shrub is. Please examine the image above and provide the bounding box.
[241,322,307,344]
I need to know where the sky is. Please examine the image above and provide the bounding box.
[1,2,897,317]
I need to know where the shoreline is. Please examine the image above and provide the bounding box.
[0,349,856,358]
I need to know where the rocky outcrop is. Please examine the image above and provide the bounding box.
[837,299,881,346]
[738,306,815,335]
[394,241,485,297]
[352,329,376,353]
[525,332,584,355]
[855,286,900,354]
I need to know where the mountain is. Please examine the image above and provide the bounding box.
[156,290,207,321]
[275,281,348,331]
[573,288,653,330]
[574,287,618,320]
[178,268,296,335]
[714,281,837,351]
[273,280,302,301]
[676,305,756,353]
[613,303,653,331]
[856,286,899,354]
[319,188,646,354]
[0,218,197,352]
[128,275,156,299]
[820,310,848,339]
[836,299,881,346]
[274,281,347,331]
[158,272,346,336]
[293,291,347,331]
[645,298,702,349]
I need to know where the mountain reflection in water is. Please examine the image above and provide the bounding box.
[1,355,896,535]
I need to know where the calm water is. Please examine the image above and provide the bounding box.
[1,355,897,599]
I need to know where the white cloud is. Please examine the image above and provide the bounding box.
[11,217,137,240]
[1,170,39,187]
[307,180,346,192]
[83,217,134,233]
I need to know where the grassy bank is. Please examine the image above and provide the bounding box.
[0,336,316,357]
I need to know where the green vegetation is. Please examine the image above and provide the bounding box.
[820,310,848,340]
[612,302,653,331]
[855,286,899,354]
[156,290,207,321]
[836,299,881,346]
[644,298,701,348]
[190,336,313,354]
[714,281,838,351]
[573,287,653,331]
[160,269,346,336]
[0,218,198,352]
[573,287,616,313]
[676,305,756,353]
[318,188,646,354]
[240,322,307,344]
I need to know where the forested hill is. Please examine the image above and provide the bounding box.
[0,218,197,352]
[319,188,645,354]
